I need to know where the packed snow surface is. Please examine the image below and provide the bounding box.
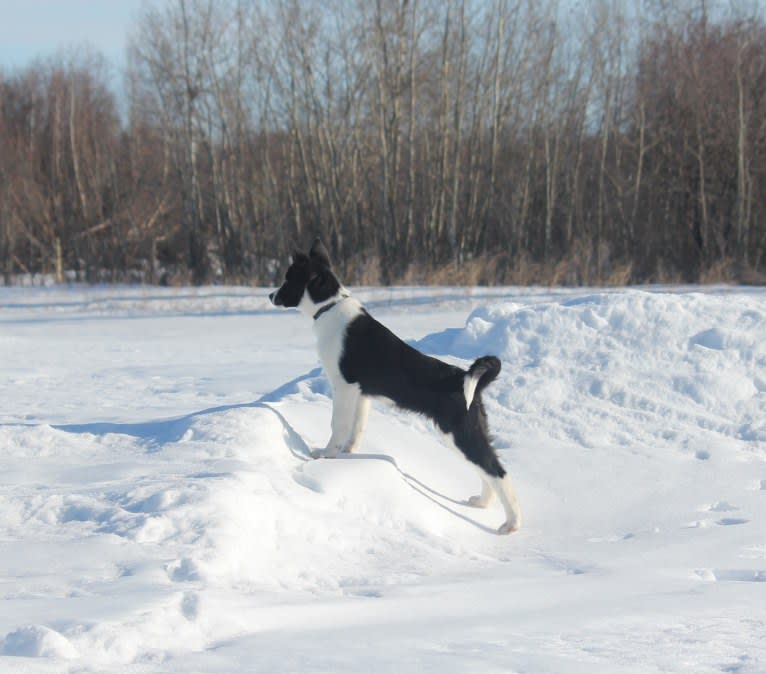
[0,284,764,673]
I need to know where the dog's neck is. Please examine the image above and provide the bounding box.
[312,292,350,320]
[313,301,339,321]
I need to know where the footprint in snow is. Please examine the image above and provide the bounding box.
[702,501,738,513]
[181,591,200,621]
[683,517,750,529]
[701,503,750,526]
[694,569,766,583]
[685,501,747,529]
[716,517,750,526]
[166,557,201,582]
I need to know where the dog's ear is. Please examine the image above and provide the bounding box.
[291,251,309,266]
[309,238,331,268]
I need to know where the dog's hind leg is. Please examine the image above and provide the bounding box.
[453,426,521,534]
[477,459,521,534]
[492,473,522,534]
[467,468,495,508]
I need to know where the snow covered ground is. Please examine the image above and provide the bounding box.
[0,283,764,674]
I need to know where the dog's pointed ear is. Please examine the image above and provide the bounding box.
[309,238,331,268]
[291,251,309,266]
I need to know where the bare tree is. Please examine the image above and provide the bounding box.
[3,0,766,286]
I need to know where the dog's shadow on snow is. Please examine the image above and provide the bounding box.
[53,400,278,442]
[49,367,495,534]
[52,400,313,465]
[51,368,327,454]
[329,453,498,535]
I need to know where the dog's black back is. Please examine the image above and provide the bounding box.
[340,310,506,478]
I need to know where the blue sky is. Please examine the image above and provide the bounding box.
[0,0,145,72]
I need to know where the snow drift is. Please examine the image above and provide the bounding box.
[419,290,765,446]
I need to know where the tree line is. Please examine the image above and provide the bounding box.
[1,0,765,286]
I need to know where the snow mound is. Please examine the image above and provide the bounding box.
[418,291,765,450]
[1,401,502,666]
[1,625,78,659]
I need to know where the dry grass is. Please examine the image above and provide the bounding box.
[339,244,765,288]
[699,258,766,285]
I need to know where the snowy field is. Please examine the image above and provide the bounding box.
[0,283,765,674]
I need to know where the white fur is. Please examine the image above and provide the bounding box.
[447,434,522,533]
[493,475,522,533]
[463,374,479,410]
[467,469,495,508]
[309,294,362,391]
[302,291,370,458]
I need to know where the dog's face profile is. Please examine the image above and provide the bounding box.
[269,239,341,312]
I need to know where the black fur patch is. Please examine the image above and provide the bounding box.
[340,311,506,478]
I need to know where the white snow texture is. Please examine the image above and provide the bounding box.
[0,284,764,673]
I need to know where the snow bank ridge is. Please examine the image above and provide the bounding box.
[417,290,765,447]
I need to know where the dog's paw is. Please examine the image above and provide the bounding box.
[497,519,521,535]
[311,447,339,459]
[465,494,493,508]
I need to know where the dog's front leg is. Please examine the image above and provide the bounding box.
[344,395,370,454]
[312,383,361,458]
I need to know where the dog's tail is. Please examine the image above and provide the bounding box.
[463,355,502,409]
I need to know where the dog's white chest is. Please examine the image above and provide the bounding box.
[312,297,363,388]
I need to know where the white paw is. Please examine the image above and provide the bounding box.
[466,494,493,508]
[497,519,521,535]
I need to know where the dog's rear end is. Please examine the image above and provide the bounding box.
[454,355,521,533]
[463,356,501,410]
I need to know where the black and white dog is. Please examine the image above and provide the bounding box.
[269,239,521,534]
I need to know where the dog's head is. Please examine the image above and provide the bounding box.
[269,238,342,314]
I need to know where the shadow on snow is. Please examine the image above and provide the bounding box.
[43,365,496,533]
